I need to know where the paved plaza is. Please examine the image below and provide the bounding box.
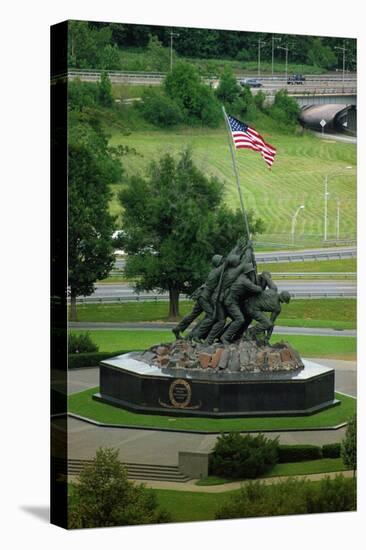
[67,357,356,465]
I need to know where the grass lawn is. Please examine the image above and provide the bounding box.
[108,127,356,245]
[68,389,355,432]
[68,329,357,360]
[148,488,236,523]
[258,258,356,274]
[71,298,356,330]
[196,458,347,485]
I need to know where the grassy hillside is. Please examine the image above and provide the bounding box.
[116,46,324,76]
[108,124,356,245]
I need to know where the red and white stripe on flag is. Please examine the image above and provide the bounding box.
[227,114,277,168]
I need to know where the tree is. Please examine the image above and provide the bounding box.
[269,90,300,129]
[68,123,121,321]
[138,87,183,126]
[118,150,264,318]
[98,71,113,107]
[215,66,241,106]
[341,415,357,476]
[147,34,170,71]
[99,44,121,70]
[308,38,337,70]
[164,62,221,126]
[69,448,170,528]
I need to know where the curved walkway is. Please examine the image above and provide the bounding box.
[133,470,355,492]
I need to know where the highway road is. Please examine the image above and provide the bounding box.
[66,69,356,93]
[76,279,356,303]
[114,246,356,270]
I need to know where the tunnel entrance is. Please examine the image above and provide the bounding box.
[299,104,356,136]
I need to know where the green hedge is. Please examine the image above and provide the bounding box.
[210,433,279,479]
[322,443,341,458]
[68,350,133,369]
[278,444,322,463]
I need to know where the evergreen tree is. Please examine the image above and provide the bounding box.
[341,415,357,477]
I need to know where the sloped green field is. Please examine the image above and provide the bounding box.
[109,127,356,245]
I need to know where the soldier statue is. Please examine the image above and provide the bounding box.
[172,254,224,339]
[242,289,291,344]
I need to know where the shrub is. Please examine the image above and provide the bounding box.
[68,332,99,354]
[269,90,300,128]
[98,71,113,107]
[253,90,266,111]
[68,79,99,111]
[305,475,356,513]
[69,448,171,528]
[210,432,279,479]
[215,66,240,105]
[164,62,221,127]
[138,88,183,127]
[231,86,257,120]
[68,350,131,369]
[278,444,322,463]
[215,475,356,520]
[322,443,341,458]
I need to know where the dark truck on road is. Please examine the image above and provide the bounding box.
[287,74,305,84]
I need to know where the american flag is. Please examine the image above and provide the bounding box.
[227,114,277,168]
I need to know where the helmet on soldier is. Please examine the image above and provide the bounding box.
[212,254,224,267]
[279,291,291,304]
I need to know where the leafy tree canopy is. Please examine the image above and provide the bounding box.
[164,62,221,126]
[69,448,170,528]
[118,149,264,316]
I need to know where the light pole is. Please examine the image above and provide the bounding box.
[277,45,289,83]
[170,30,179,71]
[324,175,330,241]
[323,166,352,241]
[335,43,346,88]
[336,199,341,241]
[258,39,266,77]
[271,35,281,78]
[291,205,305,245]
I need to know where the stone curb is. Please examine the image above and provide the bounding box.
[67,412,348,435]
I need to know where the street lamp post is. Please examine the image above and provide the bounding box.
[170,30,179,71]
[324,175,329,241]
[277,45,289,83]
[271,35,281,78]
[335,43,346,88]
[291,205,305,245]
[336,199,341,241]
[258,39,266,77]
[324,166,352,242]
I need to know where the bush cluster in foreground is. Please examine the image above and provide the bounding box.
[216,475,356,519]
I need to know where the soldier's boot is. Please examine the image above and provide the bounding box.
[172,327,181,340]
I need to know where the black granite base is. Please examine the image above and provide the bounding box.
[93,353,339,418]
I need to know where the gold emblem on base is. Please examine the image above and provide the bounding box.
[159,379,201,410]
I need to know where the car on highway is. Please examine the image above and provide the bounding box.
[239,78,262,88]
[287,74,305,85]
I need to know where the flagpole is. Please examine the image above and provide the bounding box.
[222,105,251,239]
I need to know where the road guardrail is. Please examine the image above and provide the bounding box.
[75,290,356,304]
[257,249,356,263]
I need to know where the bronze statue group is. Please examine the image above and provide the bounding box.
[173,239,291,345]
